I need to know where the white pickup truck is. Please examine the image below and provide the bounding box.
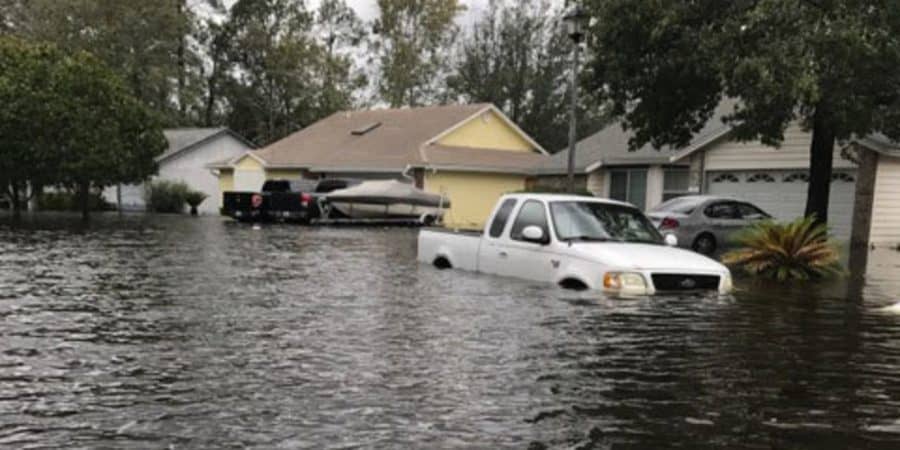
[417,193,733,295]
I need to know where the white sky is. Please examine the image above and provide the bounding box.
[306,0,492,24]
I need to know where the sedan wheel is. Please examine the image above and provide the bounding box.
[692,234,717,256]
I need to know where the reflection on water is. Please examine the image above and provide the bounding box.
[1,213,900,449]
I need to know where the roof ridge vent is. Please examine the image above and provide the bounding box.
[351,122,382,136]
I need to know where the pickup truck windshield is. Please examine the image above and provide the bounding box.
[549,201,663,244]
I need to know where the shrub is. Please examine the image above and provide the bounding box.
[37,190,111,211]
[721,216,844,281]
[146,180,189,214]
[184,190,208,215]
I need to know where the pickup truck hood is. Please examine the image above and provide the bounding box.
[570,242,727,273]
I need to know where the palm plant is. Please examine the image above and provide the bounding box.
[721,216,844,281]
[184,190,208,216]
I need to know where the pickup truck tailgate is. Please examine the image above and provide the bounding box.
[417,228,482,272]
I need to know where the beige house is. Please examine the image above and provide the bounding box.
[846,136,900,248]
[535,102,861,239]
[209,104,549,229]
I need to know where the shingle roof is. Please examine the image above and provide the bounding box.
[853,134,900,158]
[158,128,228,161]
[244,103,548,174]
[535,100,737,174]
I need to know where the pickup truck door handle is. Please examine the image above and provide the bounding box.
[498,251,508,258]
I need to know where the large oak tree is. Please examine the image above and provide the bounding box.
[584,0,900,222]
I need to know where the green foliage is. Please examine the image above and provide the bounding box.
[37,191,111,212]
[721,216,844,281]
[374,0,464,106]
[146,180,190,214]
[582,0,900,221]
[184,190,208,209]
[448,0,606,151]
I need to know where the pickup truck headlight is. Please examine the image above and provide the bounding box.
[603,272,648,294]
[721,272,734,294]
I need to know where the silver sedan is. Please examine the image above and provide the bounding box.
[646,196,772,255]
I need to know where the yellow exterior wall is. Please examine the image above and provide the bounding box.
[437,110,534,152]
[424,171,527,230]
[218,169,234,193]
[234,154,264,170]
[265,169,306,180]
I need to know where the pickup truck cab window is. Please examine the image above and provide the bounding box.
[510,200,549,242]
[489,198,518,238]
[550,201,663,244]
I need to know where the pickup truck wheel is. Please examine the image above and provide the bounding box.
[433,257,452,270]
[559,278,588,291]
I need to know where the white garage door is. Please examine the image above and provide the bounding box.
[707,170,857,239]
[234,169,267,192]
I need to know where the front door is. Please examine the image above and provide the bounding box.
[494,200,556,284]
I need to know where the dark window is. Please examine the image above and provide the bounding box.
[609,169,648,210]
[783,172,809,183]
[510,200,549,241]
[746,173,776,183]
[489,199,518,238]
[704,202,738,219]
[736,203,770,220]
[832,173,855,183]
[711,173,740,183]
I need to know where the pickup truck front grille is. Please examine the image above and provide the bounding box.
[651,274,720,292]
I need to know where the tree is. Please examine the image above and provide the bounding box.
[221,0,357,145]
[53,52,167,220]
[373,0,464,107]
[584,0,900,223]
[8,0,202,126]
[449,0,605,151]
[315,0,367,112]
[0,38,65,218]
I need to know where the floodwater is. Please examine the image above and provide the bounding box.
[1,213,899,449]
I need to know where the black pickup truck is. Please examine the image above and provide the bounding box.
[222,178,359,223]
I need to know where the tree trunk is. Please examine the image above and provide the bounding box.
[804,108,836,224]
[78,181,91,222]
[9,181,21,221]
[848,146,878,276]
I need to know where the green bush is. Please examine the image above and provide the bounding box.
[146,180,190,213]
[37,190,111,211]
[184,190,208,215]
[721,216,844,281]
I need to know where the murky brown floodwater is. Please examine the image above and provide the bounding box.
[1,213,899,449]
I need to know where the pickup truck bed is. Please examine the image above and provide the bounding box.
[418,228,482,271]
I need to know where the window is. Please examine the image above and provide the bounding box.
[711,173,740,183]
[746,173,776,183]
[663,169,691,201]
[832,173,855,183]
[651,196,706,214]
[783,172,809,183]
[489,199,518,238]
[736,203,770,220]
[510,200,549,242]
[609,169,647,210]
[704,202,739,219]
[550,201,662,244]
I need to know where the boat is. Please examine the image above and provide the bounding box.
[323,180,450,224]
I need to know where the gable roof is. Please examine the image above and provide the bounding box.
[535,100,737,174]
[158,128,255,163]
[241,103,546,173]
[850,134,900,158]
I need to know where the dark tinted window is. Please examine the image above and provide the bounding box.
[489,199,518,238]
[737,203,770,220]
[704,202,739,219]
[510,200,548,241]
[262,180,292,192]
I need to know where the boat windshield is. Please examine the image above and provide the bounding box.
[549,201,664,244]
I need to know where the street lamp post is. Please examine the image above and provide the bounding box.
[563,3,589,193]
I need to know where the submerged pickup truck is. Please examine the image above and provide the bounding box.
[417,193,733,295]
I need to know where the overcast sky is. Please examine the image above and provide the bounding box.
[307,0,492,24]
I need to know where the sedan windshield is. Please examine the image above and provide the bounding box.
[550,201,663,244]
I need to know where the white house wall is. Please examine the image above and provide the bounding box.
[646,166,665,210]
[703,123,856,171]
[870,154,900,247]
[160,134,252,214]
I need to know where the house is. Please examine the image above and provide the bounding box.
[209,103,549,229]
[534,102,861,240]
[845,135,900,248]
[104,128,255,214]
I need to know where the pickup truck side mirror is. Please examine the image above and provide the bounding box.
[664,233,678,247]
[521,225,549,245]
